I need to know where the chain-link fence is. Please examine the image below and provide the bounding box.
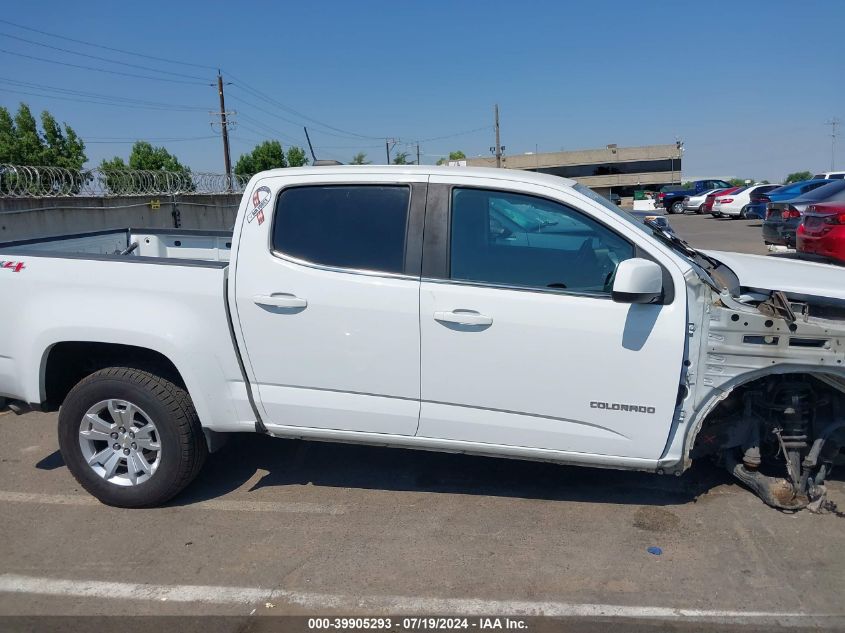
[0,164,250,198]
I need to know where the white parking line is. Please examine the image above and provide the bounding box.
[0,573,834,621]
[0,490,345,514]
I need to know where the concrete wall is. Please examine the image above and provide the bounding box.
[0,194,243,241]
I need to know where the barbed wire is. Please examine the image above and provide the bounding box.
[0,164,250,198]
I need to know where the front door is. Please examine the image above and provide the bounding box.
[417,179,687,459]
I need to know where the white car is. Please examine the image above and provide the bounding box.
[716,184,782,218]
[1,165,844,512]
[683,188,723,213]
[813,171,845,180]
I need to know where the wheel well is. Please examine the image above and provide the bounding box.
[691,372,845,462]
[43,342,185,411]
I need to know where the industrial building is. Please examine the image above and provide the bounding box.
[462,143,683,199]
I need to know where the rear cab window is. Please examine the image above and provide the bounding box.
[272,185,410,274]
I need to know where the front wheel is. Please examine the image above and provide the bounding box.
[696,205,705,214]
[58,367,207,507]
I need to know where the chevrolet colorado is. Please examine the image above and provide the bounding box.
[1,166,843,510]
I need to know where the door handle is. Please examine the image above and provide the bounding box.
[434,310,493,326]
[253,294,308,309]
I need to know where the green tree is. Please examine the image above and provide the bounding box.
[286,146,309,167]
[0,107,17,164]
[392,151,410,165]
[234,140,286,176]
[0,103,86,167]
[784,171,812,184]
[350,152,371,165]
[128,141,189,172]
[436,150,466,165]
[0,103,88,194]
[100,141,192,194]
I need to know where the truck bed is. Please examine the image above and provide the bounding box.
[0,226,254,433]
[0,228,232,263]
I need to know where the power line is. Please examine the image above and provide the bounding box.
[83,136,219,144]
[0,77,208,111]
[226,74,383,140]
[416,125,492,142]
[0,31,209,81]
[0,48,208,85]
[237,113,307,146]
[0,87,206,111]
[0,17,216,70]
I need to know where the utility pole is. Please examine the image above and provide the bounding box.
[216,70,233,190]
[491,104,503,168]
[827,118,840,171]
[416,142,420,166]
[385,138,396,164]
[494,104,502,167]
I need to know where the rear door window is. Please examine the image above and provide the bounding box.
[273,185,410,274]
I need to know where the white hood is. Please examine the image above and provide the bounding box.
[704,250,845,301]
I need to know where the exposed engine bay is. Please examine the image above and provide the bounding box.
[690,285,845,512]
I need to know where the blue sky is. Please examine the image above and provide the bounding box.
[1,0,842,182]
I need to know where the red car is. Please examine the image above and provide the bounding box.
[797,202,845,264]
[703,187,741,215]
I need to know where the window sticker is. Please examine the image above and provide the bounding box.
[246,185,271,226]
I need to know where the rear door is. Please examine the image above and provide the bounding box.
[416,176,687,459]
[233,173,426,435]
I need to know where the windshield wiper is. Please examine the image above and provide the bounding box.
[642,218,721,268]
[642,218,724,291]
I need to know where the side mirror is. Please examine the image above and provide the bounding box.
[612,258,663,304]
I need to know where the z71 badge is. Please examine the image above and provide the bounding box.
[0,260,25,272]
[246,185,271,225]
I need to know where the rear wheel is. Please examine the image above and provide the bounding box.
[739,206,750,219]
[58,367,207,507]
[670,200,684,214]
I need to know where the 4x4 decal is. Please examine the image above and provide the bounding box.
[0,260,25,272]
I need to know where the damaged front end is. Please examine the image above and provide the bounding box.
[690,288,845,512]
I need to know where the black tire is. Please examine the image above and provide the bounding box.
[739,205,749,219]
[670,200,684,214]
[58,367,207,508]
[696,205,705,214]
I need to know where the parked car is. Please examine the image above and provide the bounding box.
[703,187,741,215]
[2,166,845,512]
[682,189,723,213]
[710,187,746,217]
[717,184,782,219]
[813,171,845,180]
[659,179,732,214]
[797,202,845,264]
[629,210,676,235]
[763,180,845,247]
[744,179,832,220]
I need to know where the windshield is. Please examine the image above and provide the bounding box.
[573,184,726,291]
[574,184,651,237]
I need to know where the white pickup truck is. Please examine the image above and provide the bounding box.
[1,166,844,510]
